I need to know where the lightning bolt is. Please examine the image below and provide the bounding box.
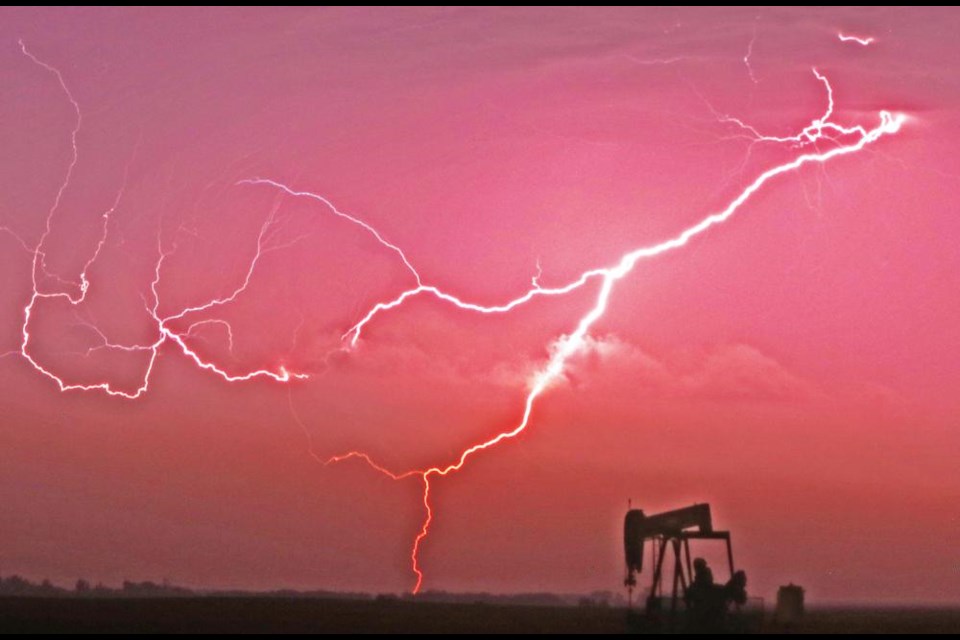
[838,32,875,46]
[15,40,309,399]
[11,39,906,593]
[316,73,905,592]
[743,23,759,84]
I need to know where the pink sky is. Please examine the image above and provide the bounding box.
[1,7,958,604]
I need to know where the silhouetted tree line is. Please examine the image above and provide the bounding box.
[0,574,192,598]
[0,574,369,600]
[0,574,626,607]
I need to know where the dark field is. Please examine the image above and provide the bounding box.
[0,597,958,634]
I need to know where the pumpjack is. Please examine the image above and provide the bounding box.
[624,503,747,630]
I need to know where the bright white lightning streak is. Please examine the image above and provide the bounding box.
[719,69,854,146]
[334,70,872,349]
[531,258,543,289]
[743,28,759,84]
[15,39,151,397]
[318,76,905,592]
[14,39,905,593]
[236,178,423,285]
[160,194,287,324]
[838,32,875,46]
[184,319,236,356]
[16,41,308,398]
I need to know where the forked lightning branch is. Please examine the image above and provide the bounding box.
[12,39,905,593]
